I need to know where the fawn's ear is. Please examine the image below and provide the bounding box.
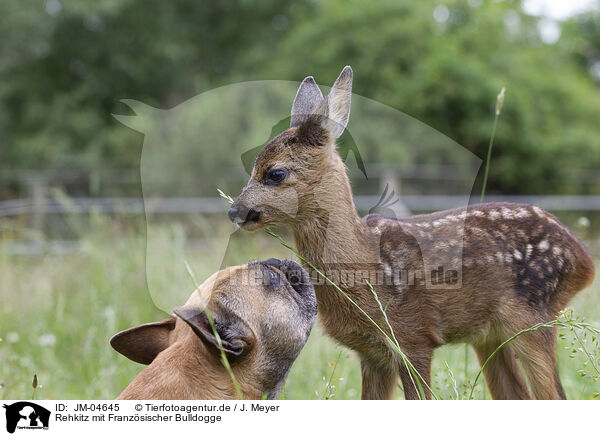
[290,76,324,128]
[309,66,353,139]
[110,317,176,365]
[173,306,249,356]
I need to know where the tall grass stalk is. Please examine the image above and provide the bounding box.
[466,87,506,384]
[321,350,343,400]
[479,87,505,203]
[366,280,431,399]
[183,260,243,400]
[31,374,38,401]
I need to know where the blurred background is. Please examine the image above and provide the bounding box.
[1,0,600,400]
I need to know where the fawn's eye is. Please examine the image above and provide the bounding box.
[265,168,287,185]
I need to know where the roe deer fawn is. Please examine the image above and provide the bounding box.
[228,66,595,399]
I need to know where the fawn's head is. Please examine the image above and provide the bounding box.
[229,66,354,230]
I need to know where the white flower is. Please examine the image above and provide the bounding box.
[6,332,19,343]
[576,216,591,229]
[38,334,56,347]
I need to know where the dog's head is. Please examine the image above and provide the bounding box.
[110,259,317,398]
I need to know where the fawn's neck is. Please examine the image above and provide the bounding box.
[291,160,377,282]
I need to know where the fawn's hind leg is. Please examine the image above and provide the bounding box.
[360,357,399,400]
[511,327,566,400]
[473,341,531,399]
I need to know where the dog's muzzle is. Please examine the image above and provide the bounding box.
[264,258,312,295]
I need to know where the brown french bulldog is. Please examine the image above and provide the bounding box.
[110,259,317,399]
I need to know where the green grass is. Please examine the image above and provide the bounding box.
[1,215,599,400]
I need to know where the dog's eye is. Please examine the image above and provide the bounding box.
[265,168,287,185]
[268,269,280,287]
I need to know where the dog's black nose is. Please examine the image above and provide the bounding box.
[228,204,260,225]
[278,260,311,293]
[264,258,282,268]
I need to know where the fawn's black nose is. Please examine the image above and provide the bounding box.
[228,204,260,225]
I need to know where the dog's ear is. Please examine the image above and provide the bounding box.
[110,317,176,365]
[173,306,248,356]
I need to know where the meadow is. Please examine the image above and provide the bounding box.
[1,212,599,400]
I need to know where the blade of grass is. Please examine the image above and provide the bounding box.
[467,87,506,387]
[366,280,426,399]
[479,87,505,203]
[184,259,243,399]
[322,350,343,400]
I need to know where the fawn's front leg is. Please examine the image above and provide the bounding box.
[360,358,398,400]
[397,347,433,400]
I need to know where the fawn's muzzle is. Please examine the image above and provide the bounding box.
[228,203,261,225]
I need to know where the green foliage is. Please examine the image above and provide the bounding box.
[1,0,600,194]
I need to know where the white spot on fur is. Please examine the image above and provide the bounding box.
[513,250,523,260]
[489,210,500,220]
[537,240,549,251]
[515,208,530,218]
[495,252,504,263]
[552,246,562,256]
[532,206,544,217]
[525,244,533,259]
[471,210,485,217]
[501,207,514,219]
[447,212,467,222]
[505,253,513,263]
[565,249,574,262]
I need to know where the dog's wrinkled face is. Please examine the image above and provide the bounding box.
[190,259,317,394]
[110,260,317,399]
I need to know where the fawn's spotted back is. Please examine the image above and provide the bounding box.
[366,202,594,310]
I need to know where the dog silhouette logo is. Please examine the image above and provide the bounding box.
[2,402,50,433]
